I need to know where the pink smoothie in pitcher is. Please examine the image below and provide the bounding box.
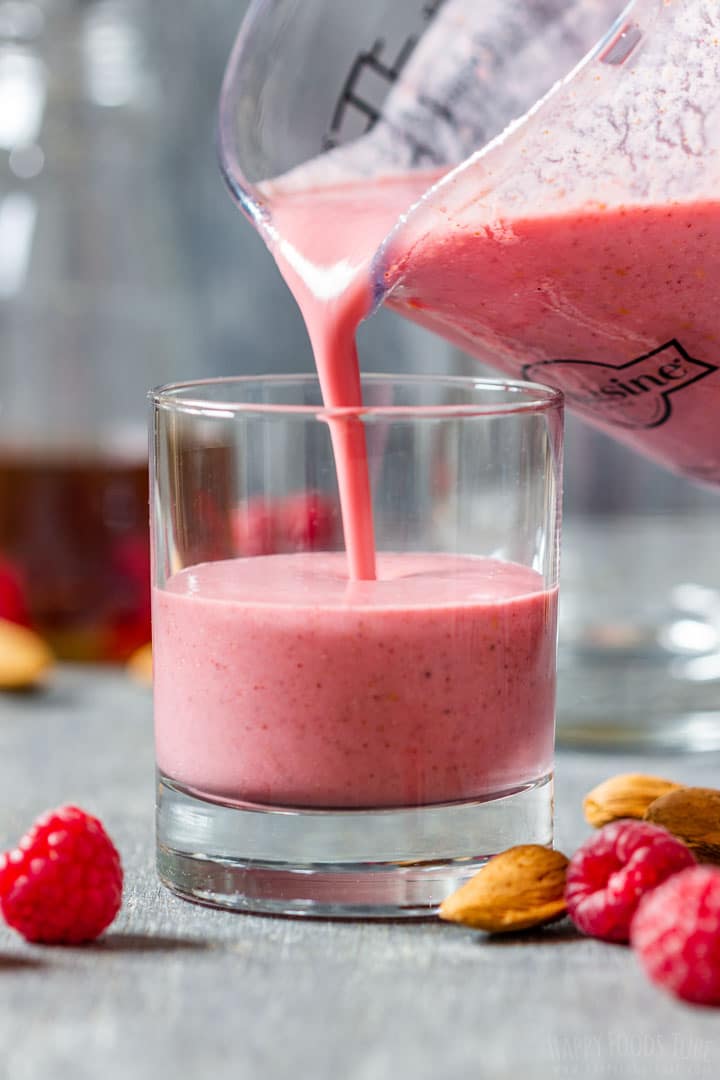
[387,199,720,486]
[153,553,557,809]
[271,180,720,491]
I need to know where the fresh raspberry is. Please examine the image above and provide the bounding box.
[631,866,720,1006]
[277,491,338,551]
[0,806,123,944]
[565,819,696,942]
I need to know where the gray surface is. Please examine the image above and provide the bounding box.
[0,667,719,1080]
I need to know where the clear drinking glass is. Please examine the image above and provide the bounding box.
[151,374,563,917]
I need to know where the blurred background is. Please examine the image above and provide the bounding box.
[0,0,717,697]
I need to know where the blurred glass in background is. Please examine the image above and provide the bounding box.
[0,0,197,659]
[0,0,456,661]
[0,0,718,713]
[557,419,720,752]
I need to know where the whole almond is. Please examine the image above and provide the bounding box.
[0,618,53,690]
[583,773,683,828]
[438,844,569,933]
[644,787,720,865]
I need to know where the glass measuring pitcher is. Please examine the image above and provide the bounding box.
[219,0,720,487]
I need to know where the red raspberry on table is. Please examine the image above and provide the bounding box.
[0,806,123,944]
[565,819,696,943]
[631,866,720,1006]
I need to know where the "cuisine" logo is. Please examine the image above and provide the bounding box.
[522,340,718,430]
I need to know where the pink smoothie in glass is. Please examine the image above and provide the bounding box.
[153,552,557,809]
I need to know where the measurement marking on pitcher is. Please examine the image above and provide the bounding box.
[422,0,447,18]
[417,93,454,123]
[325,36,417,145]
[323,0,449,152]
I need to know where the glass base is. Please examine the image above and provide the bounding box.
[156,772,554,918]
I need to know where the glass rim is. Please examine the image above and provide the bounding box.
[150,373,563,420]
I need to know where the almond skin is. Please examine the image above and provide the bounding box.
[583,773,683,828]
[0,618,53,690]
[438,845,569,933]
[644,787,720,865]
